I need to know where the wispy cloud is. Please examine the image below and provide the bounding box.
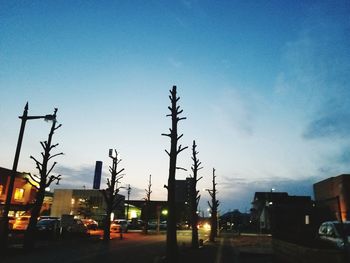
[280,3,350,141]
[54,165,95,189]
[217,175,322,212]
[168,57,183,68]
[211,88,256,136]
[53,165,148,201]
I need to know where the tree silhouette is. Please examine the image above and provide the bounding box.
[24,108,63,249]
[189,140,203,248]
[162,86,188,262]
[207,168,219,242]
[143,174,152,234]
[101,149,124,241]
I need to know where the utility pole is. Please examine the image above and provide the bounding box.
[0,103,55,249]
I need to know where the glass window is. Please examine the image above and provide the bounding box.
[14,188,25,200]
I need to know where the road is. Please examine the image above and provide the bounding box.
[3,230,274,263]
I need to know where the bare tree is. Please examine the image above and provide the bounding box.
[101,149,124,241]
[207,168,219,242]
[143,174,152,234]
[189,140,203,248]
[162,85,188,262]
[24,108,63,249]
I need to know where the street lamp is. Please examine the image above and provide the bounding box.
[0,103,55,247]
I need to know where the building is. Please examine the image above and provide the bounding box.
[125,200,168,221]
[175,178,195,223]
[0,167,37,217]
[51,189,125,222]
[313,174,350,221]
[251,192,313,234]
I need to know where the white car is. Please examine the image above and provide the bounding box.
[110,219,128,233]
[318,221,350,249]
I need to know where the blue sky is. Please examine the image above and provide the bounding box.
[1,0,349,213]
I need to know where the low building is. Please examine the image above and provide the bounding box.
[313,174,350,221]
[125,200,167,221]
[251,192,313,235]
[0,167,37,217]
[51,189,125,222]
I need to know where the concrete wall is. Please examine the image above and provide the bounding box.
[51,189,73,217]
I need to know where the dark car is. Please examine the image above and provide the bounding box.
[36,218,62,239]
[318,221,350,249]
[66,219,89,236]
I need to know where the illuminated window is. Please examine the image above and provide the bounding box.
[0,185,3,195]
[14,188,24,200]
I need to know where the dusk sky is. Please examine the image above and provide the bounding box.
[1,0,349,214]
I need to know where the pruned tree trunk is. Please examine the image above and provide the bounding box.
[24,108,63,250]
[143,174,152,234]
[162,86,188,263]
[101,149,124,241]
[207,168,219,242]
[190,140,203,249]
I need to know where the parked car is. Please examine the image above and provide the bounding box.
[110,219,128,233]
[65,218,89,236]
[318,221,350,249]
[8,216,16,230]
[127,219,144,230]
[13,216,30,230]
[36,218,62,239]
[81,219,98,230]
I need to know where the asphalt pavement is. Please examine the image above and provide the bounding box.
[3,230,274,263]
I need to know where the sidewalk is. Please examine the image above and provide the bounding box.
[177,233,274,263]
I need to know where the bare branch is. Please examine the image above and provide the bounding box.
[30,155,42,166]
[161,133,171,137]
[40,141,46,151]
[116,168,125,175]
[54,124,62,131]
[27,173,40,185]
[48,152,64,160]
[177,145,188,154]
[176,167,187,171]
[46,162,57,177]
[26,178,39,190]
[164,149,170,156]
[46,174,61,187]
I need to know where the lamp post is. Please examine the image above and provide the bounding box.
[126,184,131,220]
[0,103,55,247]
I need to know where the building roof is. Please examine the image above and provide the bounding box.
[314,174,350,186]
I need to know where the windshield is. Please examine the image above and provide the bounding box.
[37,220,57,226]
